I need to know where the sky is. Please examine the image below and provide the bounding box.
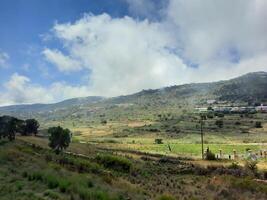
[0,0,267,106]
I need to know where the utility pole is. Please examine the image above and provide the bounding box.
[200,114,205,160]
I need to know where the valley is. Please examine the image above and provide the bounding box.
[1,72,267,199]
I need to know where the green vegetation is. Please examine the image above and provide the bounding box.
[0,116,40,141]
[1,72,267,199]
[48,126,71,153]
[1,139,267,200]
[95,154,132,172]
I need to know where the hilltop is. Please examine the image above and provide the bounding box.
[0,72,267,122]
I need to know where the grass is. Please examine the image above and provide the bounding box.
[0,140,144,200]
[2,138,267,199]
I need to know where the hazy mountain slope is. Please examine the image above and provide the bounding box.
[0,96,104,113]
[214,72,267,102]
[0,72,267,118]
[104,72,267,106]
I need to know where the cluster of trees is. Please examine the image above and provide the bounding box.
[0,115,72,154]
[0,116,39,141]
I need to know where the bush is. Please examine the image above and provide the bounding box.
[46,174,59,189]
[228,162,240,169]
[206,151,216,160]
[235,121,241,125]
[215,120,224,128]
[96,154,132,172]
[155,138,163,144]
[217,113,224,118]
[245,160,258,173]
[59,179,71,193]
[77,187,110,200]
[255,121,262,128]
[207,113,214,119]
[101,120,107,125]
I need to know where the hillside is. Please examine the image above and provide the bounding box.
[0,72,267,121]
[2,137,267,200]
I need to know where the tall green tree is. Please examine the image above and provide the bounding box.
[25,119,40,136]
[48,126,71,153]
[0,116,24,141]
[6,118,17,141]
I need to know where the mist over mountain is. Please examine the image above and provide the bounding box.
[1,72,267,120]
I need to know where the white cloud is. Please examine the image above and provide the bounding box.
[0,73,89,106]
[43,48,82,72]
[2,1,267,105]
[0,73,53,105]
[41,0,267,98]
[44,13,191,96]
[166,0,267,65]
[0,51,9,68]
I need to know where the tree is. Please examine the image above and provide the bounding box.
[25,119,40,136]
[6,118,17,141]
[48,126,71,153]
[0,116,22,141]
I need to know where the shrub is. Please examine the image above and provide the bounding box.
[215,120,224,128]
[228,162,240,169]
[77,187,110,200]
[101,120,107,125]
[255,121,262,128]
[158,194,175,200]
[44,190,61,199]
[245,160,258,173]
[15,181,23,191]
[87,179,94,188]
[206,151,216,160]
[46,174,59,189]
[207,113,214,119]
[217,113,224,118]
[59,179,71,193]
[32,171,43,181]
[263,171,267,180]
[155,138,163,144]
[96,154,132,172]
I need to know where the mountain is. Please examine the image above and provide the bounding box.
[214,71,267,102]
[106,71,267,106]
[1,72,267,120]
[0,96,104,113]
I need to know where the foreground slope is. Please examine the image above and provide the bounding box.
[2,137,267,200]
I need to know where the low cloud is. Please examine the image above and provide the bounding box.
[43,48,82,72]
[0,73,89,106]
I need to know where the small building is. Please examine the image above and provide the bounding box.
[207,99,217,104]
[195,107,209,113]
[213,106,231,113]
[256,104,267,113]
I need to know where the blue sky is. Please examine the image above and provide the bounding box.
[0,0,267,105]
[0,0,128,85]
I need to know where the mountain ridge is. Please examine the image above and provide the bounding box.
[1,71,267,117]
